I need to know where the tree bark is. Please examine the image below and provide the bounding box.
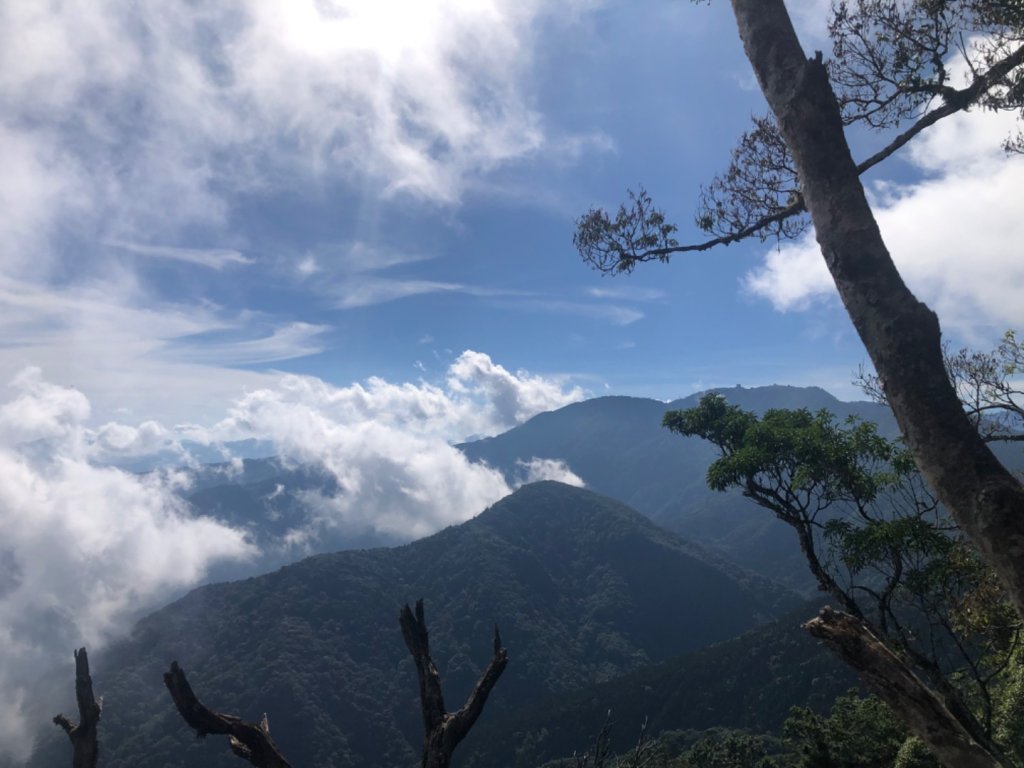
[164,661,293,768]
[400,599,508,768]
[804,608,1010,768]
[53,647,101,768]
[727,0,1024,623]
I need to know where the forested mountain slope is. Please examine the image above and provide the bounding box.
[461,601,855,768]
[31,482,797,768]
[459,385,897,588]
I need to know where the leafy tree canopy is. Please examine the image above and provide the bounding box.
[666,393,1023,762]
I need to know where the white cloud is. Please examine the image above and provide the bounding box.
[0,0,580,275]
[447,350,585,427]
[744,87,1024,341]
[332,275,533,310]
[0,371,254,762]
[744,243,831,312]
[504,298,645,326]
[586,286,666,301]
[296,256,319,276]
[0,273,296,425]
[201,350,583,446]
[787,0,832,44]
[515,457,585,487]
[0,351,583,758]
[93,420,173,457]
[169,322,331,366]
[106,240,254,270]
[335,278,468,309]
[178,350,584,541]
[0,2,612,431]
[0,368,91,446]
[330,242,434,274]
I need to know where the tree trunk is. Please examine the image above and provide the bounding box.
[727,0,1024,623]
[164,661,293,768]
[400,599,508,768]
[727,3,1024,765]
[804,608,1011,768]
[53,648,101,768]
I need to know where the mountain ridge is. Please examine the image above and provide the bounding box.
[30,481,799,768]
[458,385,896,589]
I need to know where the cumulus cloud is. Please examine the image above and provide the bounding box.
[176,350,584,542]
[106,240,254,270]
[0,0,578,273]
[447,350,585,428]
[0,353,585,758]
[743,54,1024,342]
[92,420,175,458]
[515,457,586,487]
[0,371,254,762]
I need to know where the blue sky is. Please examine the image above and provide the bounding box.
[3,1,1020,428]
[1,2,1023,755]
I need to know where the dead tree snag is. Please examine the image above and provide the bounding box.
[163,661,293,768]
[400,599,508,768]
[804,607,1010,768]
[53,647,102,768]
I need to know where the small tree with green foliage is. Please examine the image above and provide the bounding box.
[666,394,1022,766]
[783,691,935,768]
[576,3,1024,756]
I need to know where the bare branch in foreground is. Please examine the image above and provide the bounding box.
[164,661,293,768]
[804,607,1010,768]
[53,647,102,768]
[400,598,509,768]
[577,43,1024,274]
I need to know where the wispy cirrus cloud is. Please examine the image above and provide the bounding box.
[502,297,645,326]
[334,278,468,309]
[333,277,532,310]
[168,322,331,366]
[106,240,254,270]
[0,273,306,424]
[586,286,666,301]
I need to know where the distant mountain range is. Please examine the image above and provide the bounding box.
[30,482,802,768]
[181,458,404,583]
[179,386,898,590]
[459,385,898,590]
[28,384,1023,768]
[178,385,1023,591]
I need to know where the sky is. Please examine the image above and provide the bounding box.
[1,0,1023,760]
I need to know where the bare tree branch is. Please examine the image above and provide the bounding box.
[400,599,508,768]
[53,647,102,768]
[576,38,1024,274]
[163,661,293,768]
[805,608,1010,768]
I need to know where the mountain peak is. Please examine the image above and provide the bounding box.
[54,482,797,768]
[670,383,844,413]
